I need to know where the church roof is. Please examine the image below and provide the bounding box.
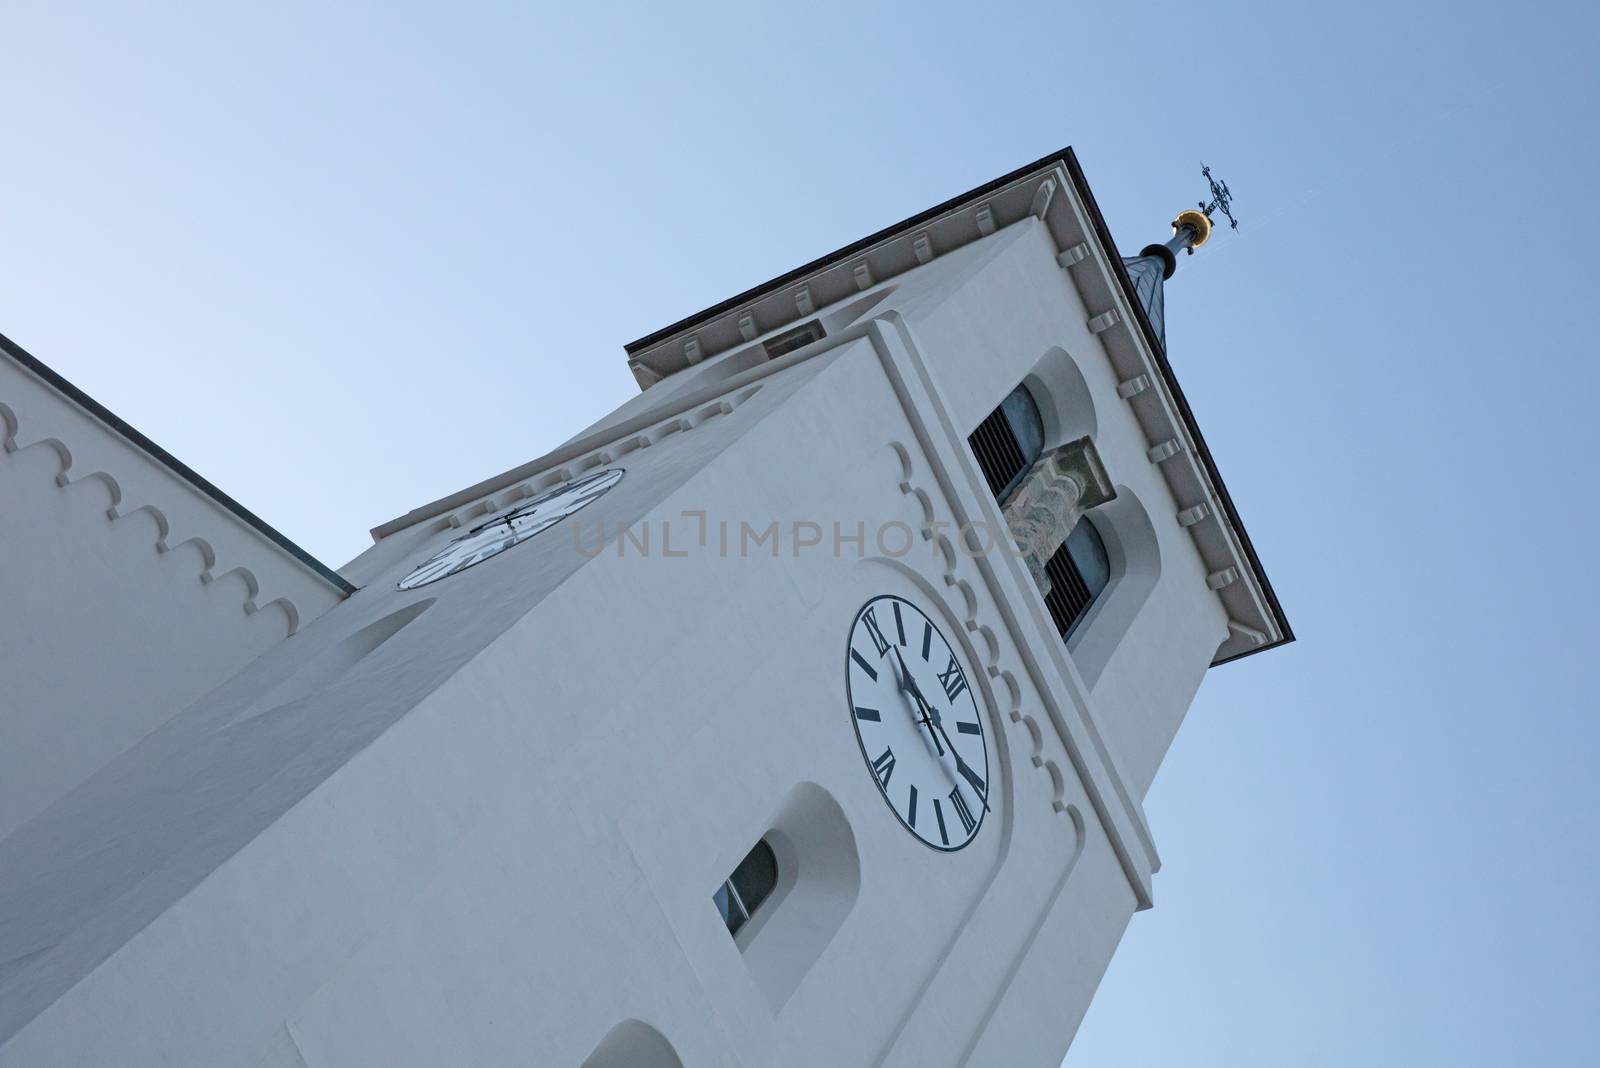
[0,331,355,596]
[624,146,1292,664]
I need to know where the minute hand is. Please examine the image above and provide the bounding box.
[896,652,988,811]
[927,714,990,813]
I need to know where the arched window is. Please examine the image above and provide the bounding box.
[581,1020,684,1068]
[713,839,779,937]
[1042,518,1110,638]
[969,385,1044,503]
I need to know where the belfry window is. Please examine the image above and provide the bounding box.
[1042,517,1111,637]
[713,839,779,937]
[969,385,1044,502]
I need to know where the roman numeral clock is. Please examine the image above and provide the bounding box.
[847,595,990,850]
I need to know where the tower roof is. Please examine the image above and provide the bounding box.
[1120,253,1168,350]
[624,146,1292,664]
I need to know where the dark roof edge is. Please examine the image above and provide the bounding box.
[1058,150,1294,664]
[0,330,357,596]
[623,144,1292,665]
[624,146,1098,355]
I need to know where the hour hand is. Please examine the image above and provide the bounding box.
[888,646,915,692]
[889,647,945,756]
[890,647,933,709]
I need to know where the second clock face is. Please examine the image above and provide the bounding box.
[846,595,990,851]
[397,468,624,590]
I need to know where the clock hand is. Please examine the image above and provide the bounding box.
[889,646,945,756]
[914,705,944,756]
[891,649,987,812]
[926,715,990,813]
[891,660,946,760]
[886,648,945,758]
[892,647,946,725]
[900,671,951,758]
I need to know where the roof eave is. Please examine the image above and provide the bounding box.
[620,146,1291,665]
[1059,151,1293,664]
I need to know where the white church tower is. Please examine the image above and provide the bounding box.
[0,148,1290,1066]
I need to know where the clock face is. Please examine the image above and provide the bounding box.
[846,595,990,851]
[397,468,624,590]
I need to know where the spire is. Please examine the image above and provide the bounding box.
[1121,163,1239,349]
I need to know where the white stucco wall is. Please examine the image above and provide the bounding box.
[1,201,1251,1066]
[882,218,1230,798]
[0,354,345,840]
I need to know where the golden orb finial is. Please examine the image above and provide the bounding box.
[1173,209,1212,249]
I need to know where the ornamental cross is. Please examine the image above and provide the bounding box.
[1199,163,1239,230]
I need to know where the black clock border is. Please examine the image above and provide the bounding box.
[845,592,990,853]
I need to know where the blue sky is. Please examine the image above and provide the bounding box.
[4,1,1596,1063]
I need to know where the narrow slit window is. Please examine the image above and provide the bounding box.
[969,385,1044,502]
[713,839,779,937]
[762,320,825,360]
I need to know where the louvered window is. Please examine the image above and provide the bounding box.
[1042,518,1111,637]
[969,385,1044,502]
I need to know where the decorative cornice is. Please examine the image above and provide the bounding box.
[372,318,826,539]
[0,331,353,596]
[1056,151,1292,664]
[1,403,304,636]
[400,385,763,540]
[0,347,346,637]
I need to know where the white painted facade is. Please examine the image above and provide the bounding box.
[0,150,1288,1066]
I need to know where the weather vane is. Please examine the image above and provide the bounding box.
[1199,162,1239,231]
[1139,162,1240,270]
